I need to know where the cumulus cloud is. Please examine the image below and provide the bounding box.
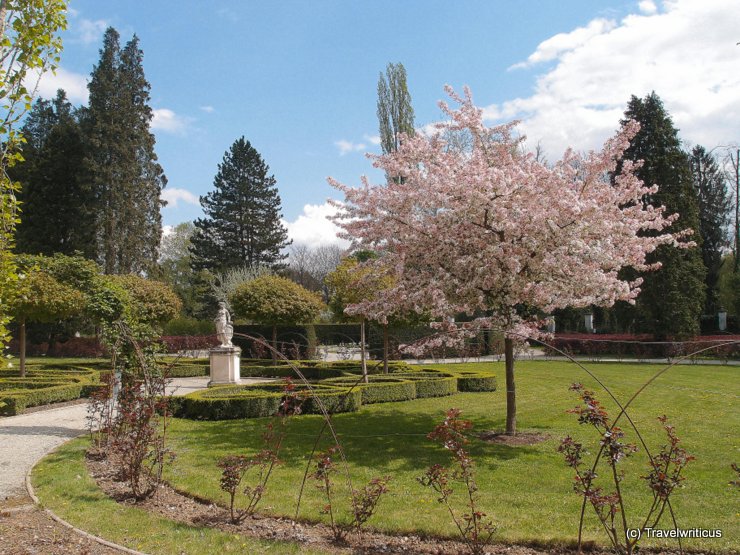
[32,67,89,104]
[334,139,366,156]
[162,187,199,208]
[364,134,381,146]
[486,0,740,158]
[200,105,215,113]
[509,18,617,69]
[151,108,192,134]
[75,18,108,45]
[283,202,350,247]
[638,0,658,15]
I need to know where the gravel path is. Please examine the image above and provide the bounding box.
[0,376,269,502]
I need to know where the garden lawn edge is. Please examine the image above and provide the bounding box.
[25,441,148,555]
[28,438,323,555]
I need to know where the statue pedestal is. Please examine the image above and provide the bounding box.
[208,346,241,386]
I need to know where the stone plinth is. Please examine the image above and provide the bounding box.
[209,346,241,386]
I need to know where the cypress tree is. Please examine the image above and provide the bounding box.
[377,62,415,156]
[13,90,94,257]
[618,93,705,338]
[190,137,290,273]
[689,145,731,314]
[83,27,166,274]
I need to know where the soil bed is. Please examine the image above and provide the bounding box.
[478,431,550,446]
[0,495,119,555]
[87,454,617,555]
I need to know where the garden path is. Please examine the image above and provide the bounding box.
[0,376,269,502]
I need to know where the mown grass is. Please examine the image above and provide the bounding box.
[163,361,738,552]
[32,360,738,553]
[32,440,326,554]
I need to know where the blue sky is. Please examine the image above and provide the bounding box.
[37,1,739,245]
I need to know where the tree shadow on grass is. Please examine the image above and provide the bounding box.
[172,406,543,474]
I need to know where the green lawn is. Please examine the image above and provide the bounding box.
[33,360,739,553]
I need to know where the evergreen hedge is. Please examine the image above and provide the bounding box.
[0,364,101,415]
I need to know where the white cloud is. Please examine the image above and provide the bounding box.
[162,187,199,208]
[31,67,89,104]
[283,202,350,247]
[364,134,381,146]
[162,224,174,237]
[151,108,192,134]
[638,0,658,15]
[334,139,366,156]
[487,0,740,158]
[75,18,108,45]
[200,105,215,113]
[509,18,616,69]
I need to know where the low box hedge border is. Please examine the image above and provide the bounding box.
[173,365,496,420]
[455,372,498,392]
[170,383,362,420]
[0,364,102,415]
[323,376,417,404]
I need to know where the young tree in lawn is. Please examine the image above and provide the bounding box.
[229,274,323,362]
[12,267,85,376]
[331,86,689,434]
[0,0,67,353]
[325,253,394,380]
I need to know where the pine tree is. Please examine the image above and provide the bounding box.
[617,93,705,338]
[377,62,415,155]
[12,90,94,257]
[690,145,731,314]
[190,137,290,273]
[83,27,165,274]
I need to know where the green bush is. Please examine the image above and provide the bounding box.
[172,382,361,420]
[162,358,210,378]
[399,371,458,398]
[171,363,498,420]
[239,365,345,380]
[0,363,102,415]
[455,372,497,392]
[324,376,417,404]
[162,317,213,336]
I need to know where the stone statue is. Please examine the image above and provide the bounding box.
[214,302,234,347]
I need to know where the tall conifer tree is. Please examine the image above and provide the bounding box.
[12,90,93,257]
[690,145,731,314]
[83,27,165,274]
[190,137,290,273]
[617,93,705,338]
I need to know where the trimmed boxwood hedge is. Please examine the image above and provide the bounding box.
[455,372,498,392]
[170,383,362,420]
[323,376,417,404]
[162,358,210,378]
[0,364,102,415]
[173,362,496,420]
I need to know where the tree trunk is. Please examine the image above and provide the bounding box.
[360,319,368,383]
[504,337,516,435]
[272,325,277,364]
[383,324,389,374]
[19,318,26,378]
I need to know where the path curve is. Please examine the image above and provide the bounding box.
[0,376,268,501]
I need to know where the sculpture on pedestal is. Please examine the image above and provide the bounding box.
[210,302,240,386]
[214,302,234,347]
